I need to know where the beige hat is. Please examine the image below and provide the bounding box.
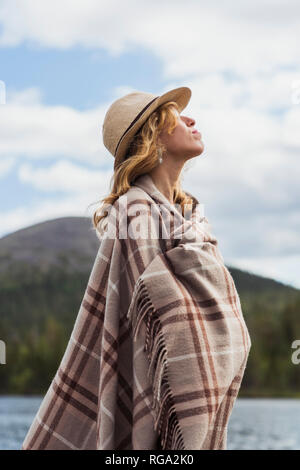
[102,86,192,170]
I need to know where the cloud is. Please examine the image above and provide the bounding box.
[282,106,300,148]
[7,86,43,105]
[0,86,109,163]
[18,159,112,193]
[0,0,300,77]
[0,156,15,178]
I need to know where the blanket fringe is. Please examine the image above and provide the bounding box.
[127,276,185,450]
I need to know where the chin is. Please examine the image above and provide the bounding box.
[195,144,204,156]
[184,145,205,160]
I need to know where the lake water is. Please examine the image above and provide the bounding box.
[0,396,300,450]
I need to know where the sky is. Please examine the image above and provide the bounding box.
[0,0,299,288]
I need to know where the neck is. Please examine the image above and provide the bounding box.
[148,161,184,204]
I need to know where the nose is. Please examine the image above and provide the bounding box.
[181,115,196,128]
[185,116,196,127]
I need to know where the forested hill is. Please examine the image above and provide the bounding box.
[0,217,299,396]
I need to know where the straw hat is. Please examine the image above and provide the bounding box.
[102,86,192,170]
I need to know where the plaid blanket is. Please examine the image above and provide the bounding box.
[21,173,251,450]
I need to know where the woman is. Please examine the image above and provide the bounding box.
[22,86,251,451]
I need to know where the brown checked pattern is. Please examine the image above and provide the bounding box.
[21,173,251,450]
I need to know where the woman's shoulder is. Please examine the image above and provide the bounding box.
[117,185,156,215]
[101,186,156,237]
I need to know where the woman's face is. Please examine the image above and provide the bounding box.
[159,109,204,161]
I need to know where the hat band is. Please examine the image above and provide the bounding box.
[114,96,158,157]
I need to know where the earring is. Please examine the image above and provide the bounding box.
[158,147,163,164]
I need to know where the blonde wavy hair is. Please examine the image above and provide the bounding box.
[91,100,195,238]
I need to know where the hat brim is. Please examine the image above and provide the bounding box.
[114,86,192,170]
